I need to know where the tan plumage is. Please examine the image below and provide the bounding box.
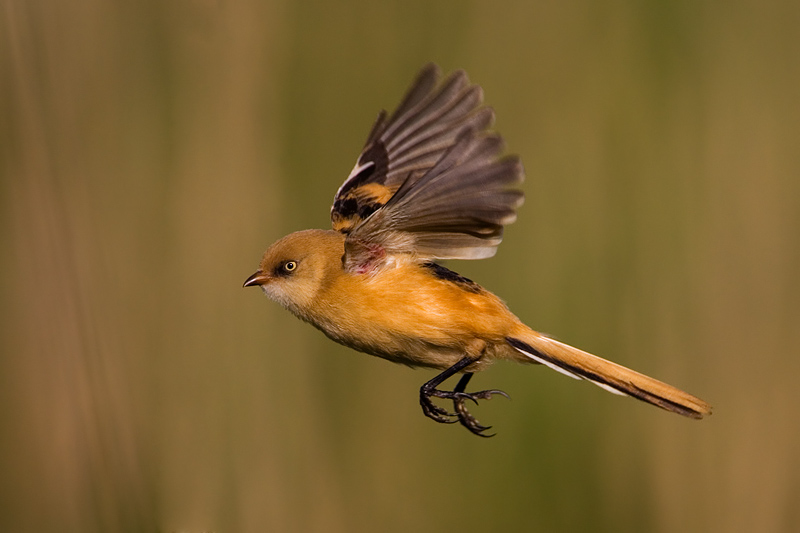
[245,64,711,435]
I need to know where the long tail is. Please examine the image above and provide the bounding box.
[506,333,712,419]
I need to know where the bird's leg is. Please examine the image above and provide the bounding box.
[420,356,510,437]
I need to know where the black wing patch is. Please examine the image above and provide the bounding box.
[422,262,483,294]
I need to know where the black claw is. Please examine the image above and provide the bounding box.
[419,356,509,437]
[469,389,510,401]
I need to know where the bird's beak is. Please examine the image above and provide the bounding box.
[243,270,269,287]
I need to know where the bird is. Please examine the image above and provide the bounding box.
[244,63,712,436]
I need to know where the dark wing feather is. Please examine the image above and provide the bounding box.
[331,64,491,233]
[331,64,524,272]
[344,130,523,270]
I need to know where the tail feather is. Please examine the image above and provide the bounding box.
[506,335,712,419]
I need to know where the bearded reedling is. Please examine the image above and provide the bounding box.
[244,64,712,436]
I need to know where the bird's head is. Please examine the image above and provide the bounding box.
[243,229,345,317]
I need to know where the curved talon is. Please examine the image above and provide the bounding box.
[471,389,510,401]
[453,392,481,406]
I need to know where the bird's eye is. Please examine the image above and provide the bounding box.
[283,261,297,272]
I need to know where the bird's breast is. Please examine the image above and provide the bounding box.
[306,262,519,369]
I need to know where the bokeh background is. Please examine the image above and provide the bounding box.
[3,1,799,531]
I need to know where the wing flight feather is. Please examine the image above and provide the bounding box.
[330,64,524,272]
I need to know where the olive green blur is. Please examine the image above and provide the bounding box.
[2,1,799,532]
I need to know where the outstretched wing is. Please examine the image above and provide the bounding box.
[330,64,524,272]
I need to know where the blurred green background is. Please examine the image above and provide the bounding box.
[2,1,799,531]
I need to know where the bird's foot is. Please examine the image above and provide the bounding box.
[419,357,509,437]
